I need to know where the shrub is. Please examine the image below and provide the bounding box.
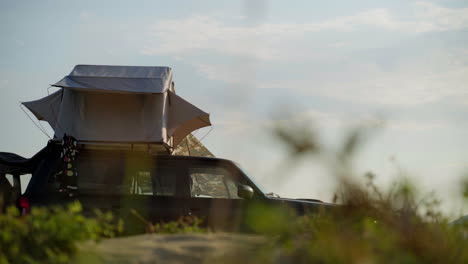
[151,216,206,234]
[129,209,207,234]
[236,123,468,264]
[245,177,468,264]
[0,202,122,264]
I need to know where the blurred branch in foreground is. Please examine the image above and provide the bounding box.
[236,117,468,264]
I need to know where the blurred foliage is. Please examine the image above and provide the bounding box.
[236,121,468,264]
[151,216,207,234]
[129,209,207,234]
[0,202,122,264]
[272,120,321,158]
[1,120,467,264]
[242,178,468,263]
[462,177,468,200]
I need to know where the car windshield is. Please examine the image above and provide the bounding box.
[189,166,240,199]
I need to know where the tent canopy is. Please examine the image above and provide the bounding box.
[52,65,174,94]
[0,143,55,175]
[23,65,211,150]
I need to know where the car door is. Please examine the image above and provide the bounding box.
[113,165,188,234]
[143,164,188,222]
[71,150,187,234]
[182,161,247,231]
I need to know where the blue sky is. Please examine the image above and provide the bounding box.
[1,0,467,214]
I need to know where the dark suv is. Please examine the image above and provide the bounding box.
[2,142,330,233]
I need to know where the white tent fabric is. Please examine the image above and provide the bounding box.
[22,89,62,128]
[53,65,174,94]
[22,65,211,149]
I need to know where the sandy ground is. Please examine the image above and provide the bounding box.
[77,233,264,264]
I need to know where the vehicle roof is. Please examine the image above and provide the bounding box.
[156,155,232,163]
[76,148,234,164]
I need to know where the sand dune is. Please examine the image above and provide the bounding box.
[78,233,263,264]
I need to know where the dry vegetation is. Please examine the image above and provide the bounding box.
[230,122,468,264]
[1,123,467,264]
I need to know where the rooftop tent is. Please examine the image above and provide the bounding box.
[52,65,174,93]
[173,133,215,157]
[22,65,211,151]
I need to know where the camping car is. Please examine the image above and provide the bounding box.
[0,65,330,233]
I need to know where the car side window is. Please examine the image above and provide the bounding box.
[74,154,179,197]
[129,168,178,197]
[152,167,178,196]
[189,167,239,199]
[129,171,153,195]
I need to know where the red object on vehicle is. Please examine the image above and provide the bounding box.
[19,196,30,215]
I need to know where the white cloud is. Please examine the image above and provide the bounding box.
[278,67,467,106]
[298,109,454,133]
[219,107,451,135]
[79,11,95,20]
[139,2,468,107]
[194,62,254,84]
[141,15,280,60]
[414,2,468,31]
[141,2,468,59]
[194,57,468,107]
[386,119,446,132]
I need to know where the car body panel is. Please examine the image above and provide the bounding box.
[20,148,331,233]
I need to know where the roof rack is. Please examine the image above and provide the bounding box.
[49,139,171,155]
